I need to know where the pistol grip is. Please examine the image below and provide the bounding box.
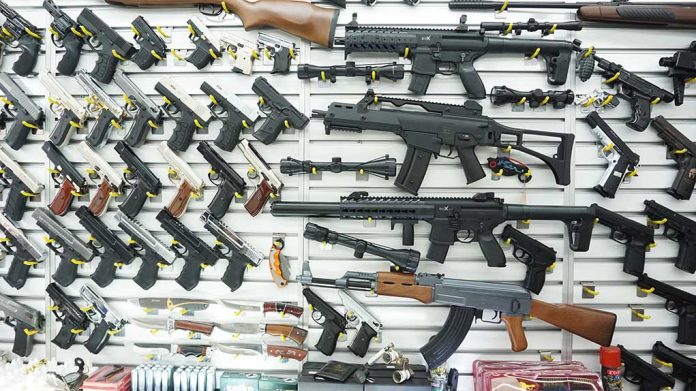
[270,48,292,74]
[119,183,149,218]
[675,240,696,274]
[622,241,647,276]
[479,230,506,267]
[348,322,377,358]
[57,33,83,76]
[166,182,194,219]
[456,136,485,184]
[215,120,244,152]
[544,52,571,85]
[50,110,80,147]
[674,77,686,106]
[132,46,158,70]
[91,50,120,84]
[52,255,81,287]
[86,109,116,147]
[208,179,236,219]
[502,315,528,352]
[315,319,343,356]
[458,60,486,99]
[49,180,77,217]
[677,311,696,345]
[625,96,651,132]
[5,252,33,290]
[5,179,32,221]
[524,262,549,295]
[394,145,431,196]
[12,322,32,357]
[13,35,40,76]
[53,320,80,349]
[124,109,155,147]
[244,180,273,216]
[221,255,248,292]
[6,112,37,150]
[186,43,216,69]
[252,111,285,145]
[90,253,120,288]
[669,156,696,200]
[88,180,112,217]
[84,320,110,354]
[133,253,162,290]
[594,156,630,198]
[168,110,198,152]
[175,258,204,291]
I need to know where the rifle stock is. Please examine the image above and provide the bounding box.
[104,0,339,47]
[528,299,616,347]
[578,5,696,27]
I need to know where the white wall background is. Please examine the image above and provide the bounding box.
[1,0,696,389]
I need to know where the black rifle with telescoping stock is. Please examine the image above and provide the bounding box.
[197,141,246,219]
[33,207,95,287]
[43,0,85,76]
[200,82,260,152]
[76,8,136,83]
[500,225,557,295]
[280,156,397,179]
[252,76,309,145]
[299,262,616,369]
[650,116,696,200]
[0,292,43,356]
[592,204,655,276]
[575,46,674,132]
[0,1,42,76]
[0,213,47,290]
[644,200,696,274]
[337,14,577,97]
[272,192,596,267]
[314,90,574,195]
[115,141,162,218]
[304,222,420,273]
[0,72,45,150]
[636,273,696,345]
[46,282,91,349]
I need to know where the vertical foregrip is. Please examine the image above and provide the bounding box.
[675,241,696,274]
[119,184,148,218]
[167,111,197,152]
[91,51,120,84]
[52,255,80,287]
[221,255,248,292]
[175,257,204,291]
[133,253,161,290]
[252,112,285,144]
[215,121,244,151]
[419,306,476,369]
[90,253,119,288]
[5,256,32,290]
[5,179,31,221]
[84,320,110,354]
[12,322,32,357]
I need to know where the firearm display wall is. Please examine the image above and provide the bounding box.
[1,0,695,389]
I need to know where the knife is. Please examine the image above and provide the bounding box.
[221,301,304,318]
[216,322,309,345]
[130,317,215,335]
[211,342,307,361]
[130,298,304,318]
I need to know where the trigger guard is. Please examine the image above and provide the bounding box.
[311,310,325,325]
[512,247,532,264]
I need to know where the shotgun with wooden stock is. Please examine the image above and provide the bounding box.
[299,261,616,369]
[103,0,340,47]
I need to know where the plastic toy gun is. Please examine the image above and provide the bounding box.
[33,207,95,287]
[116,211,177,290]
[46,282,90,349]
[0,213,47,290]
[252,76,309,144]
[185,16,222,69]
[256,33,298,74]
[220,32,259,75]
[500,225,557,295]
[158,141,205,218]
[75,206,136,287]
[651,116,696,200]
[130,16,167,70]
[37,71,89,147]
[113,70,165,147]
[660,41,696,106]
[197,141,246,219]
[156,209,220,291]
[76,8,136,83]
[0,72,44,150]
[303,222,420,273]
[618,344,675,391]
[576,46,674,131]
[644,200,696,274]
[298,62,405,84]
[0,292,43,356]
[115,141,161,218]
[43,0,85,76]
[280,155,396,179]
[303,287,346,356]
[200,82,260,151]
[636,273,696,345]
[79,141,125,217]
[238,138,283,216]
[338,289,382,357]
[652,341,696,389]
[0,145,44,221]
[201,211,265,291]
[0,0,42,76]
[586,112,640,198]
[156,77,212,152]
[490,86,575,109]
[79,284,126,354]
[75,70,128,147]
[43,141,89,216]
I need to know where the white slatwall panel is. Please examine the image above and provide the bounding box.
[1,0,695,389]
